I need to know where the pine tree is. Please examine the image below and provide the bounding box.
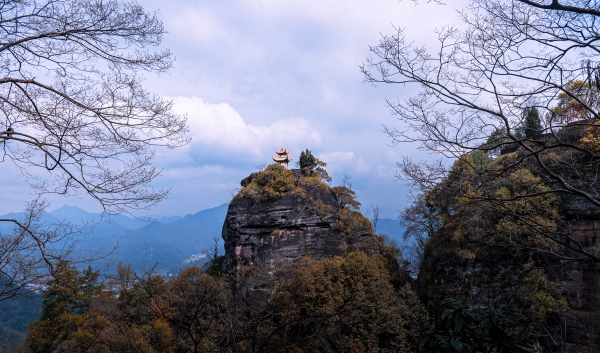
[298,149,319,170]
[298,149,332,183]
[27,262,102,353]
[523,106,541,138]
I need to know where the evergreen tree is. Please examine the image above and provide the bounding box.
[523,106,541,138]
[298,149,319,170]
[298,148,331,183]
[27,262,102,353]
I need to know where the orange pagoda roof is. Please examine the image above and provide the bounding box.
[275,148,290,155]
[272,156,293,163]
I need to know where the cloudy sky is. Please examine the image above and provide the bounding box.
[3,0,464,218]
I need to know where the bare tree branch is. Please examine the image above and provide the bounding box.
[0,0,186,301]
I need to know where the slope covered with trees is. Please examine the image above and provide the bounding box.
[12,253,426,353]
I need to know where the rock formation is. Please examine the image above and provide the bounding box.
[221,166,379,275]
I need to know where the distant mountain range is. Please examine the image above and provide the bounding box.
[0,204,407,273]
[0,204,227,273]
[0,205,184,236]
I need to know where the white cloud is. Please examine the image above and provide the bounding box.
[141,0,464,126]
[169,7,229,45]
[168,96,322,163]
[318,151,372,175]
[319,151,355,163]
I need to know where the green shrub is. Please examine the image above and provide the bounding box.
[255,164,296,199]
[336,208,373,236]
[235,164,299,200]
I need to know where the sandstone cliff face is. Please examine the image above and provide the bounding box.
[222,167,378,275]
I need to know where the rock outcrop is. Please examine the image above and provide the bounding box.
[222,166,379,275]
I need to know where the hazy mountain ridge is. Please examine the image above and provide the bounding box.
[0,205,181,236]
[96,204,230,272]
[0,204,406,272]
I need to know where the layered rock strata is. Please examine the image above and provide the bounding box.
[222,168,377,275]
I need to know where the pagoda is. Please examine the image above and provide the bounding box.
[272,147,293,169]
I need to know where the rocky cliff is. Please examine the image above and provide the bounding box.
[221,165,379,275]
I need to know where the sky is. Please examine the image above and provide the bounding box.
[1,0,465,218]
